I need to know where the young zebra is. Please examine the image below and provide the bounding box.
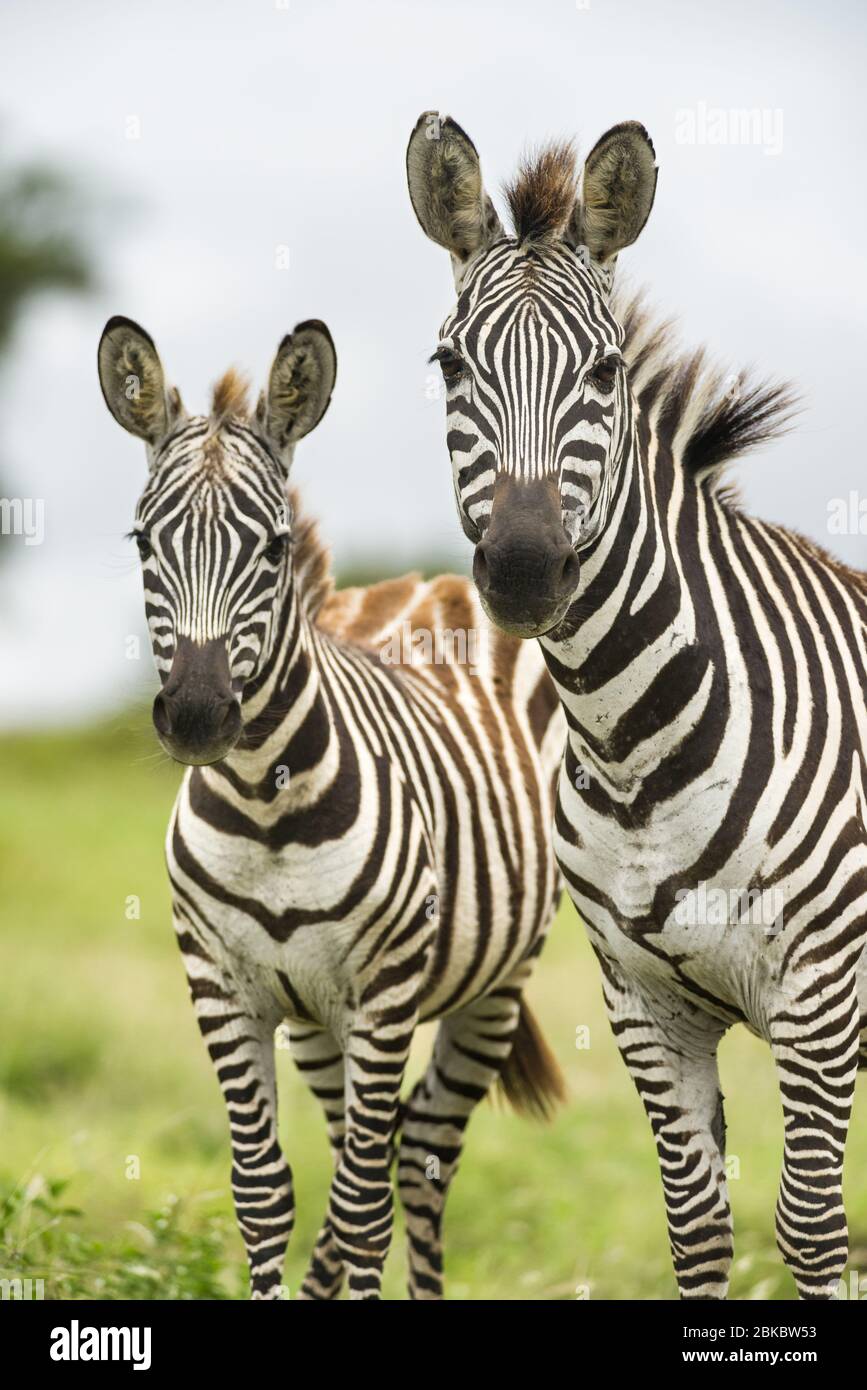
[97,315,565,1300]
[407,113,867,1300]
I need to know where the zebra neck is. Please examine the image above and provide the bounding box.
[223,585,338,800]
[541,424,720,793]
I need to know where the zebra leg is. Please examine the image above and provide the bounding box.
[286,1024,348,1301]
[770,973,860,1299]
[599,957,732,1298]
[397,983,526,1299]
[188,974,294,1299]
[326,1017,413,1299]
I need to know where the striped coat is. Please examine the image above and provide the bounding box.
[98,314,565,1300]
[407,111,867,1301]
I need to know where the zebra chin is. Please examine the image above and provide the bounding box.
[477,589,574,640]
[153,722,241,766]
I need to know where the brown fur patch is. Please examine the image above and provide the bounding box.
[527,665,561,754]
[321,573,423,645]
[505,142,578,245]
[210,368,251,424]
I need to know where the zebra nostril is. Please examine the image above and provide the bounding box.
[217,698,241,739]
[559,549,580,593]
[152,692,172,737]
[473,543,490,592]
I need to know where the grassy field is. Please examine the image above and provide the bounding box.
[2,709,866,1300]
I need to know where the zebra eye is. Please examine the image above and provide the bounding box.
[587,356,621,392]
[263,535,287,566]
[135,533,153,562]
[436,349,466,384]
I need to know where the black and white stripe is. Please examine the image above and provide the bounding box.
[409,113,867,1300]
[98,315,566,1300]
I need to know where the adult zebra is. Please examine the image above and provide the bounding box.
[97,315,566,1300]
[407,112,867,1300]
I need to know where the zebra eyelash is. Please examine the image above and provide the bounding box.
[429,345,469,387]
[427,344,464,372]
[261,532,293,565]
[126,527,153,559]
[585,353,624,392]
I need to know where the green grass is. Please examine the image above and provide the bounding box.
[2,708,866,1299]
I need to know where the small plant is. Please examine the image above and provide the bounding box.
[0,1173,245,1300]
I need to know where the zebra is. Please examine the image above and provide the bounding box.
[406,111,867,1301]
[97,313,566,1300]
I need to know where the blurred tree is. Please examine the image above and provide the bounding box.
[0,147,95,556]
[0,156,93,352]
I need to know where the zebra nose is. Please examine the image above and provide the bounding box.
[153,689,240,742]
[152,636,242,764]
[471,475,579,637]
[474,539,578,600]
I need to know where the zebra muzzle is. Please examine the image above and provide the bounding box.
[152,636,242,765]
[472,475,579,638]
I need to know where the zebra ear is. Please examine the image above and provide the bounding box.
[259,320,337,463]
[407,111,503,280]
[98,316,184,452]
[570,122,657,279]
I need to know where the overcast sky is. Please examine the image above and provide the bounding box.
[0,0,865,724]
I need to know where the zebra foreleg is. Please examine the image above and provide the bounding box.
[770,972,860,1299]
[396,985,527,1299]
[192,999,295,1300]
[599,956,733,1298]
[286,1024,348,1301]
[326,1014,413,1299]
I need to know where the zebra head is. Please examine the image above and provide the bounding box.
[98,317,336,765]
[407,113,657,638]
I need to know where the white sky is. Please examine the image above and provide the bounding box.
[0,0,865,723]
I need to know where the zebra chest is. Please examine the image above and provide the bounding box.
[168,801,376,1029]
[555,770,777,1018]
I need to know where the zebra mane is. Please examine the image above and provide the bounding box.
[616,289,800,499]
[505,142,578,245]
[288,487,333,622]
[210,368,252,424]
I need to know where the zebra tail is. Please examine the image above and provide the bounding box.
[497,1000,567,1121]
